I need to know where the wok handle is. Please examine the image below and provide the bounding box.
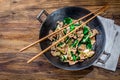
[96,51,111,64]
[37,10,49,23]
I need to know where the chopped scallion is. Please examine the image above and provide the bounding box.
[63,17,73,25]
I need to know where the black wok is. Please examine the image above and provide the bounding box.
[38,6,106,70]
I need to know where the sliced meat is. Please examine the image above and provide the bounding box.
[90,29,99,38]
[78,44,86,50]
[87,51,95,57]
[51,51,61,56]
[91,37,96,45]
[67,60,78,65]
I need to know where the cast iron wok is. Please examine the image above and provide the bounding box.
[39,6,106,70]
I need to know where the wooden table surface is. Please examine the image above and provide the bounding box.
[0,0,120,80]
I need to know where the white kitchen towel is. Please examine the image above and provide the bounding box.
[93,16,120,71]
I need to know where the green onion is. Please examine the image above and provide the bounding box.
[81,34,91,43]
[63,17,73,25]
[78,41,82,47]
[86,38,92,50]
[74,22,81,26]
[82,35,89,43]
[71,39,79,47]
[57,42,64,47]
[76,56,80,60]
[71,51,77,61]
[65,37,70,43]
[63,28,67,34]
[86,43,92,50]
[60,55,67,61]
[83,26,89,35]
[73,56,77,61]
[70,24,75,32]
[77,50,81,55]
[78,34,93,49]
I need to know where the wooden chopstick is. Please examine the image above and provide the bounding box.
[27,5,109,63]
[19,6,105,52]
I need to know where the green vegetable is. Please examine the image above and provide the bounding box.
[81,34,91,43]
[76,56,80,60]
[67,39,73,46]
[86,38,92,50]
[78,41,82,47]
[61,55,67,61]
[80,33,93,49]
[57,42,64,47]
[70,24,75,31]
[77,50,81,55]
[86,43,92,49]
[87,37,91,43]
[74,22,81,26]
[71,39,79,47]
[73,56,77,61]
[63,28,67,34]
[63,17,73,25]
[65,37,70,43]
[78,33,92,48]
[74,24,80,26]
[83,26,89,35]
[71,51,77,61]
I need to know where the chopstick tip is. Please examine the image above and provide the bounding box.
[27,60,31,64]
[19,49,24,52]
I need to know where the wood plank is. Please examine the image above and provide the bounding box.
[0,53,119,80]
[0,0,120,24]
[0,0,120,80]
[0,23,40,53]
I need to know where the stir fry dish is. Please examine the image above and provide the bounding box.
[49,17,98,65]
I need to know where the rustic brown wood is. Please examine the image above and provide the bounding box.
[0,0,120,80]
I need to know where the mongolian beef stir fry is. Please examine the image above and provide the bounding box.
[49,17,98,65]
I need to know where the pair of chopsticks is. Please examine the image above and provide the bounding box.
[19,5,109,63]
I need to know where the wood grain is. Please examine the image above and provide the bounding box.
[0,0,120,80]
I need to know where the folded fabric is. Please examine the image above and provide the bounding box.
[93,16,120,71]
